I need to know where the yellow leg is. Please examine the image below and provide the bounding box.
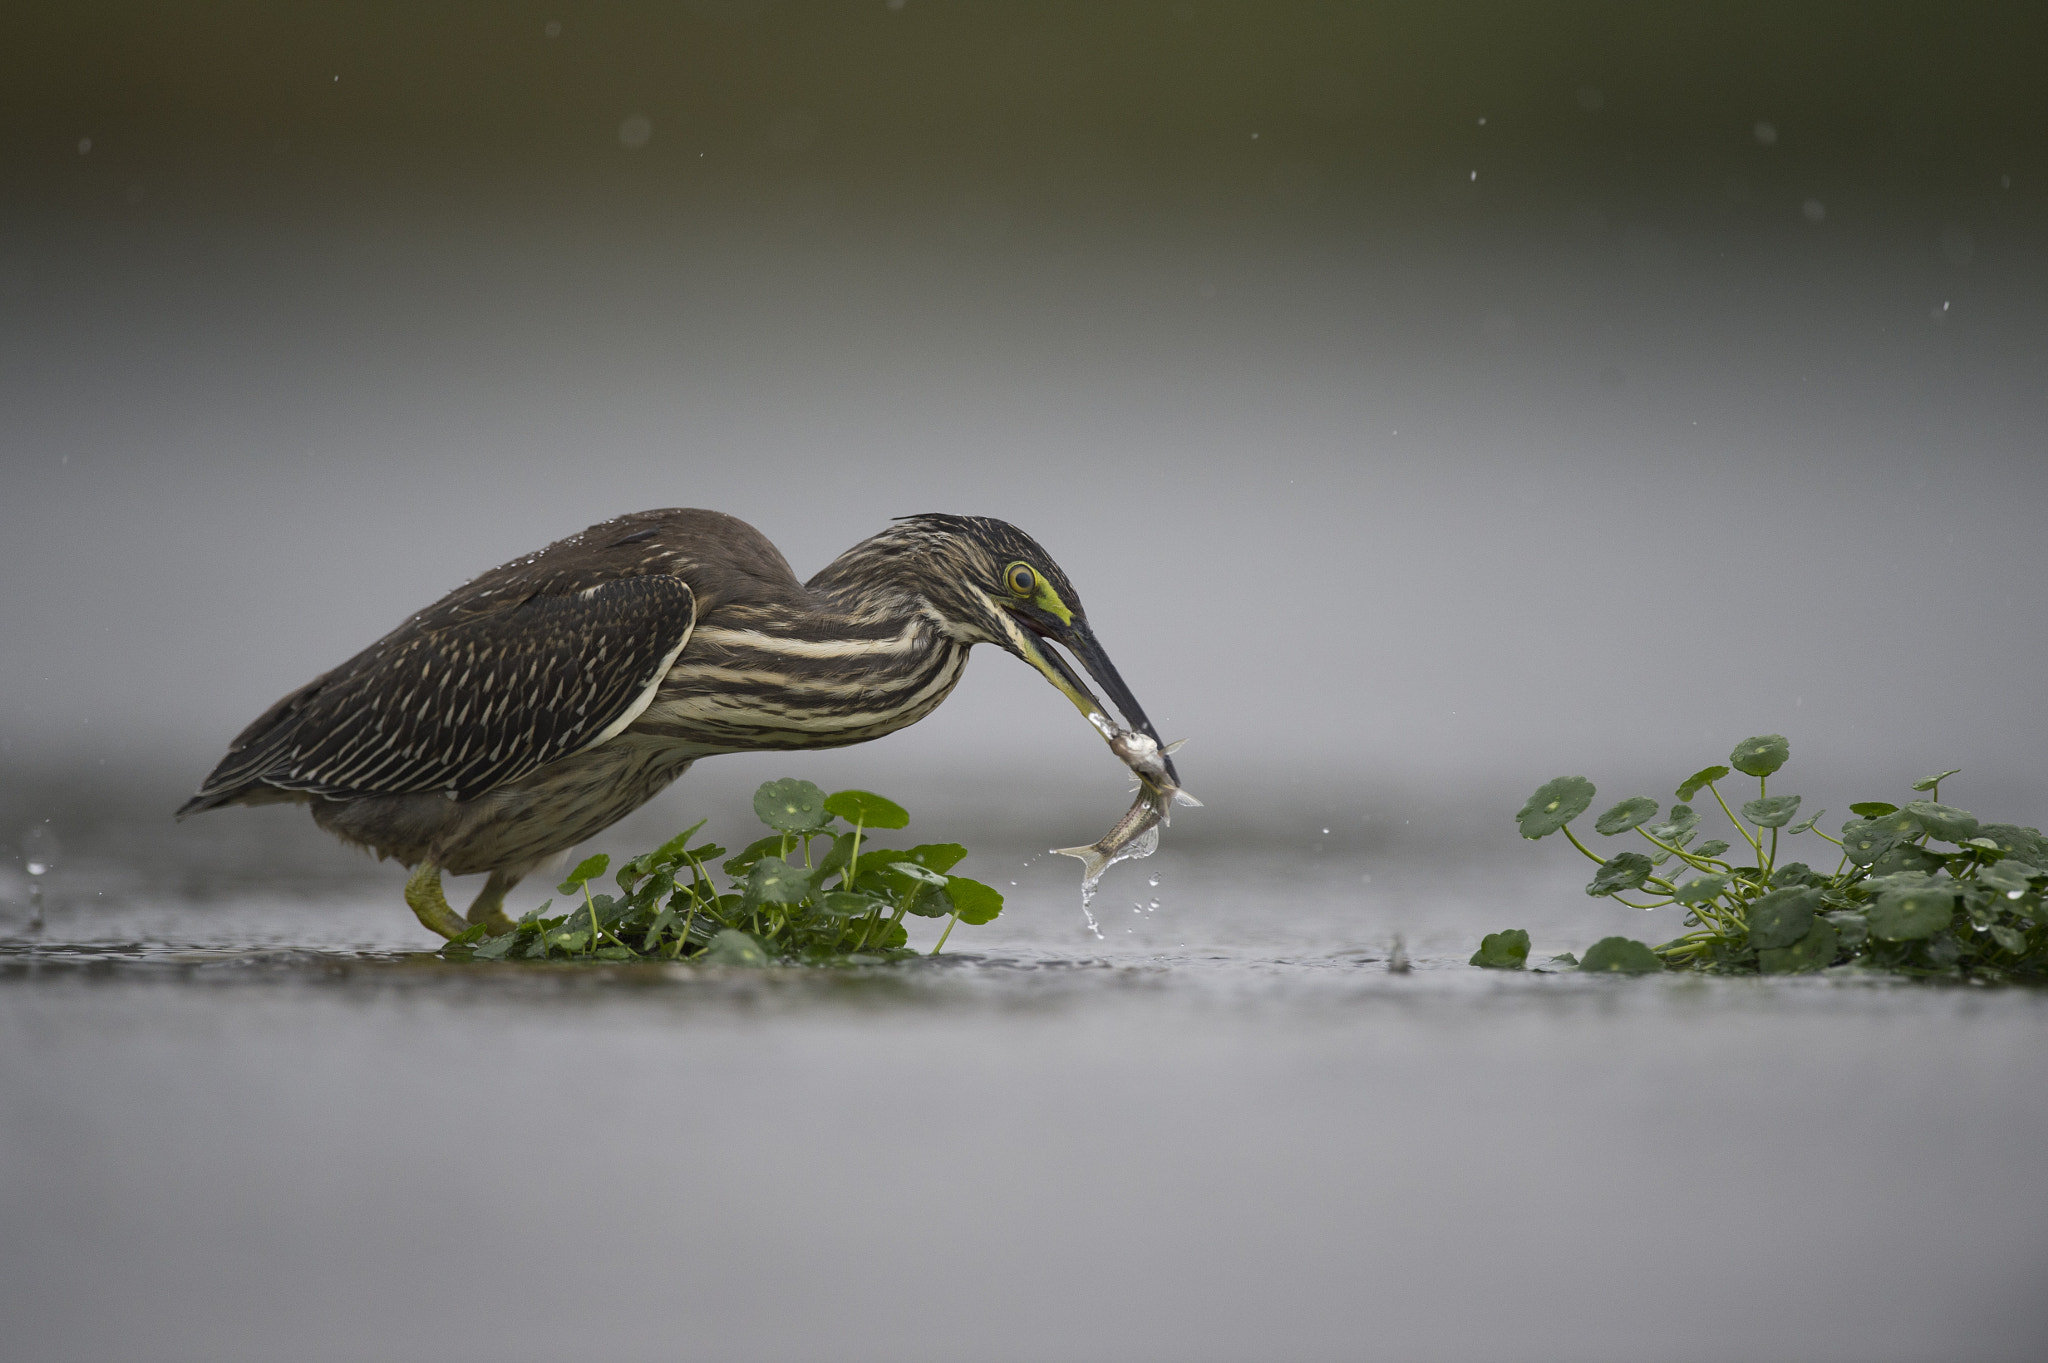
[404,861,469,940]
[465,869,521,936]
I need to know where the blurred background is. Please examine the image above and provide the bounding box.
[2,0,2045,876]
[8,11,2048,1363]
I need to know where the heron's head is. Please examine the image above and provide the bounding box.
[882,513,1178,783]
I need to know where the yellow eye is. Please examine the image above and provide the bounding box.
[1005,563,1037,597]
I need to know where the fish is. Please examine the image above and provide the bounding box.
[1105,728,1202,810]
[1052,780,1173,889]
[1053,720,1202,890]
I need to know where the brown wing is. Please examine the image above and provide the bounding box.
[180,572,696,812]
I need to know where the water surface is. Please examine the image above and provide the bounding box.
[4,822,2044,1363]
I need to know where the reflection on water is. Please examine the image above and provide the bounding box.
[4,817,2048,1363]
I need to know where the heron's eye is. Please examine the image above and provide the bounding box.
[1005,563,1037,597]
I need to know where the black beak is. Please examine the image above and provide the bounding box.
[1012,615,1179,787]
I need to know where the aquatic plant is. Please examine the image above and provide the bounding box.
[443,779,1003,964]
[1491,735,2048,980]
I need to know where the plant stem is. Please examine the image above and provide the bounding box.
[1704,781,1764,861]
[931,912,961,955]
[583,885,631,954]
[1561,826,1606,866]
[1634,826,1733,873]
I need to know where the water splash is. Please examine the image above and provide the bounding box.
[20,823,59,933]
[1071,823,1159,936]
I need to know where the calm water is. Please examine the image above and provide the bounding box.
[4,803,2046,1363]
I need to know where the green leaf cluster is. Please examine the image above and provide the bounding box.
[1500,736,2048,981]
[441,781,1002,966]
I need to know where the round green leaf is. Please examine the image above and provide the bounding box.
[1784,810,1825,836]
[1585,851,1653,897]
[1594,797,1660,837]
[1747,886,1819,949]
[887,860,951,887]
[557,853,610,894]
[746,856,812,906]
[640,819,709,874]
[1848,801,1898,818]
[1694,839,1730,859]
[1989,924,2029,955]
[1910,768,1962,793]
[1868,885,1956,941]
[1729,735,1790,778]
[1869,843,1946,877]
[1900,800,1978,844]
[1759,918,1838,974]
[1673,874,1729,905]
[823,789,910,830]
[1838,819,1897,867]
[1676,766,1730,801]
[1979,861,2038,898]
[723,835,788,878]
[698,928,771,966]
[818,891,886,919]
[898,881,954,919]
[944,875,1005,926]
[1517,776,1595,839]
[754,778,829,833]
[1823,910,1869,949]
[1578,937,1663,973]
[895,843,968,876]
[1741,794,1803,829]
[1976,824,2046,866]
[1469,928,1531,969]
[1646,804,1700,845]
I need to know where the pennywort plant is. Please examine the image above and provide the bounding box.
[443,778,1004,965]
[1498,734,2048,980]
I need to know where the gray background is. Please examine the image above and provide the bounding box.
[5,10,2048,1363]
[3,1,2044,850]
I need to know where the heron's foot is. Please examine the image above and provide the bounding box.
[403,862,469,940]
[465,869,521,937]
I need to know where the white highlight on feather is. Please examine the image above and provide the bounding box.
[690,620,927,658]
[580,612,696,752]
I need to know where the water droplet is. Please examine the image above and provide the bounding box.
[1147,899,1160,912]
[1321,828,1330,835]
[1147,874,1159,887]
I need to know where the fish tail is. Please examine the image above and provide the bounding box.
[1051,842,1111,882]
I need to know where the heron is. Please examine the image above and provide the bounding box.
[178,509,1177,938]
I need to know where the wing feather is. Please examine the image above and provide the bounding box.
[182,574,696,810]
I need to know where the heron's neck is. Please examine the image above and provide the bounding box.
[634,589,972,754]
